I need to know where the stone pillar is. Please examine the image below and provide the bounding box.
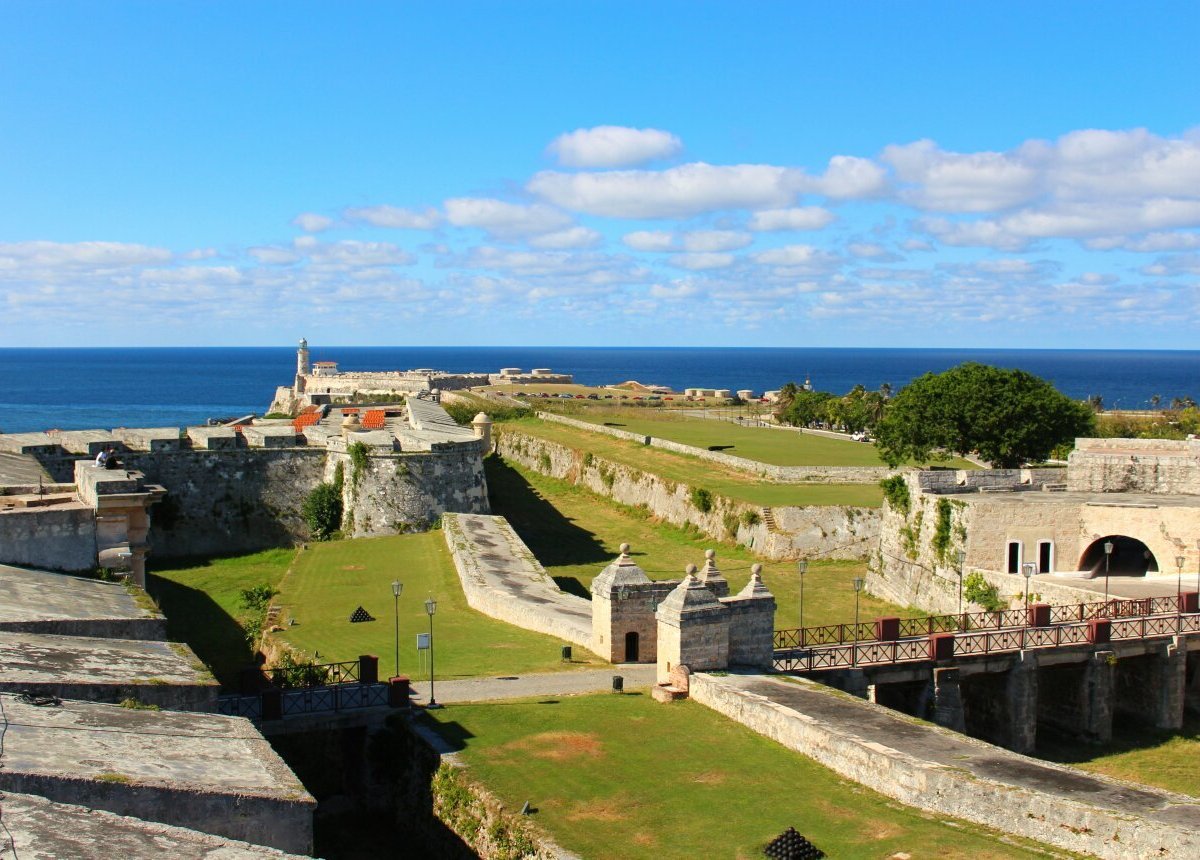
[932,667,966,732]
[1005,651,1038,754]
[1085,650,1115,744]
[722,563,775,669]
[696,549,729,597]
[1152,638,1187,731]
[843,669,869,700]
[655,571,729,685]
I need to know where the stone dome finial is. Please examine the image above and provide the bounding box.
[705,548,715,560]
[751,563,763,576]
[620,542,631,556]
[685,563,697,575]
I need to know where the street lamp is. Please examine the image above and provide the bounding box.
[1022,562,1036,614]
[956,549,967,617]
[1176,555,1186,614]
[1103,540,1114,612]
[424,596,440,709]
[798,559,808,631]
[852,577,864,666]
[1196,539,1200,606]
[391,580,403,679]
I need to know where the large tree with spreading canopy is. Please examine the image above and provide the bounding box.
[873,363,1096,468]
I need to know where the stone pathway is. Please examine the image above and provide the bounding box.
[695,672,1200,860]
[405,664,656,705]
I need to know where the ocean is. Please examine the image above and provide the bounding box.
[1,346,1197,434]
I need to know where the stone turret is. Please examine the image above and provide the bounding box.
[472,412,493,452]
[655,565,730,684]
[724,563,777,670]
[295,338,310,393]
[591,543,668,663]
[696,548,729,597]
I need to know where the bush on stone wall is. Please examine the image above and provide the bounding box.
[689,486,713,513]
[880,475,910,516]
[964,571,1005,612]
[302,482,343,540]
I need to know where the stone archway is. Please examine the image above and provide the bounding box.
[1079,535,1159,577]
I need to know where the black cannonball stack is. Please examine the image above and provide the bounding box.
[763,826,824,859]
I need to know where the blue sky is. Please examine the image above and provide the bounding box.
[1,2,1197,347]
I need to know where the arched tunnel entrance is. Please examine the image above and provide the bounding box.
[1079,536,1159,577]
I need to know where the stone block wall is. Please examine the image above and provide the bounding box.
[1068,437,1200,495]
[0,506,97,572]
[724,597,775,669]
[495,427,878,560]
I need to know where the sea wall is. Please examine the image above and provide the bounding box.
[0,506,97,572]
[495,427,876,560]
[538,412,891,484]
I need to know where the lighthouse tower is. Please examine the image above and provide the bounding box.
[295,338,310,393]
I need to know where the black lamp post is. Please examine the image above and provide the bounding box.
[1103,540,1114,612]
[425,596,440,709]
[798,559,808,631]
[1176,555,1186,614]
[852,577,864,666]
[391,580,403,679]
[1022,562,1035,614]
[1196,539,1200,605]
[956,549,966,617]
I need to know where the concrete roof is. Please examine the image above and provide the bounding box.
[0,452,52,485]
[0,694,313,801]
[0,564,165,639]
[0,630,215,693]
[961,490,1200,509]
[0,432,60,453]
[0,792,309,859]
[54,429,119,454]
[405,397,476,441]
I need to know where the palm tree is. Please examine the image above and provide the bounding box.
[879,382,893,400]
[1149,394,1162,410]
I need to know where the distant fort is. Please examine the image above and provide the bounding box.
[270,338,573,415]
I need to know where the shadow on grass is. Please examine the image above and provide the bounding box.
[485,456,609,593]
[1036,713,1200,765]
[147,573,254,690]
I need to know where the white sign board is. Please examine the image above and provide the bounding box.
[416,633,430,650]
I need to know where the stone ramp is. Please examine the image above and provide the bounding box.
[691,672,1200,860]
[0,694,316,854]
[442,513,594,653]
[0,563,166,640]
[1,791,309,859]
[0,630,217,711]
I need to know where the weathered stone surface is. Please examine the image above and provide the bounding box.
[0,694,316,854]
[0,791,310,859]
[1069,437,1200,495]
[442,513,595,653]
[691,672,1200,860]
[0,631,217,711]
[0,504,97,571]
[0,564,165,640]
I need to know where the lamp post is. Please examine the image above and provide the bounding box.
[1176,555,1186,614]
[424,596,440,709]
[1103,540,1114,613]
[798,559,808,631]
[1196,539,1200,605]
[852,577,864,666]
[956,549,966,617]
[1022,562,1035,615]
[391,580,403,679]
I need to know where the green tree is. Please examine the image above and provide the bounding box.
[301,482,343,540]
[779,389,834,427]
[873,363,1096,468]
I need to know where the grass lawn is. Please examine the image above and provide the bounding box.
[560,407,978,470]
[487,456,919,627]
[272,532,597,679]
[148,548,295,688]
[502,417,886,508]
[422,692,1055,860]
[1036,714,1200,798]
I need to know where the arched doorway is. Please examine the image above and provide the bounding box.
[1079,536,1159,577]
[624,631,639,662]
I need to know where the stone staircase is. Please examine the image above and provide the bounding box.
[760,507,780,533]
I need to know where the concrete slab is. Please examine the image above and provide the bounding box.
[0,564,165,640]
[0,631,217,711]
[114,426,183,452]
[55,429,120,455]
[0,452,53,485]
[0,694,316,854]
[0,791,309,859]
[692,672,1200,860]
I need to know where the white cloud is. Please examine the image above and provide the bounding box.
[0,240,171,270]
[748,207,836,231]
[443,197,573,239]
[529,162,805,219]
[681,230,752,252]
[1085,231,1200,252]
[847,242,897,260]
[668,252,735,270]
[528,226,603,249]
[292,212,333,232]
[296,238,416,266]
[753,244,840,270]
[649,281,702,300]
[546,125,682,168]
[622,231,677,252]
[882,139,1041,212]
[344,205,441,230]
[1141,253,1200,277]
[249,246,301,265]
[813,155,888,199]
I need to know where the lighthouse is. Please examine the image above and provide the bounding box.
[295,338,310,393]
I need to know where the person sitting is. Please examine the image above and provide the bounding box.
[94,448,109,468]
[102,446,122,470]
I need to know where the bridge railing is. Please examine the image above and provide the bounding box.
[775,594,1195,650]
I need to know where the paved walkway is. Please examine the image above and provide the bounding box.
[405,664,657,704]
[1035,571,1195,599]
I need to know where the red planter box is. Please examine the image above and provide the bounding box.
[388,676,411,707]
[1028,603,1051,628]
[928,632,955,661]
[1180,591,1199,614]
[358,654,379,684]
[875,617,901,641]
[1087,618,1111,644]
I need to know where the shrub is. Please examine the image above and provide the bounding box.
[964,571,1005,612]
[239,583,277,612]
[302,482,343,540]
[932,498,954,563]
[741,509,761,527]
[880,474,911,516]
[348,441,370,487]
[689,487,713,513]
